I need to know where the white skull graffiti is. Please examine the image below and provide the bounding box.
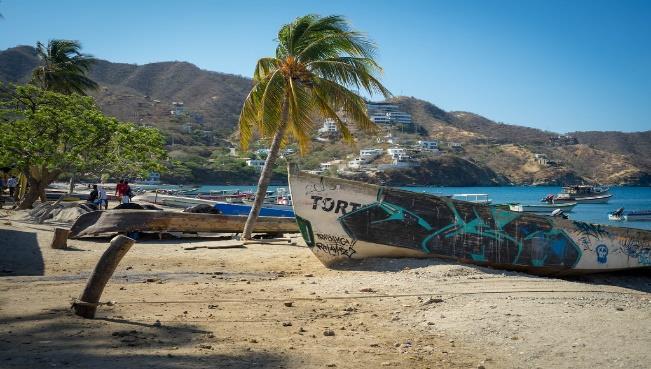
[596,244,608,264]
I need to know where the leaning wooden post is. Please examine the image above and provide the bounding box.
[49,227,70,249]
[73,235,135,318]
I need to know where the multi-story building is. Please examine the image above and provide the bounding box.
[318,118,338,133]
[366,102,413,126]
[246,159,266,171]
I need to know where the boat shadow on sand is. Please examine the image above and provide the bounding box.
[328,257,651,294]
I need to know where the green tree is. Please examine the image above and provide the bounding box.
[31,39,98,95]
[0,84,166,209]
[238,14,390,239]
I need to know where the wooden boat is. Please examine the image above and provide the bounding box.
[69,209,298,238]
[509,202,577,213]
[132,192,218,208]
[609,208,651,222]
[288,165,651,275]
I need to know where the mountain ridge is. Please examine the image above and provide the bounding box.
[1,45,649,185]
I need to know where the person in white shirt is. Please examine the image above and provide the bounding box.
[97,184,108,210]
[6,176,18,198]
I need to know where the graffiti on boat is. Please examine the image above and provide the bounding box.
[314,233,357,258]
[337,188,582,268]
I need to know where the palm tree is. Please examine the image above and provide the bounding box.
[239,14,391,239]
[31,39,98,95]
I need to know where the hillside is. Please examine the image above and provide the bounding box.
[387,96,651,185]
[0,45,251,139]
[1,45,649,186]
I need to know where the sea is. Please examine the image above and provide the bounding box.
[148,184,651,230]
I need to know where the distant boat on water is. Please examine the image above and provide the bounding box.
[509,202,577,214]
[546,185,612,204]
[609,208,651,222]
[452,193,492,204]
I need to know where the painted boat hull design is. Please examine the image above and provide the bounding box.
[214,202,295,218]
[69,210,298,238]
[289,167,651,275]
[509,202,577,213]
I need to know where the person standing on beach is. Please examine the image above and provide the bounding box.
[97,183,108,209]
[115,179,129,204]
[7,176,18,198]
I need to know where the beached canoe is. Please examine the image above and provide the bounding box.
[288,165,651,275]
[69,210,298,238]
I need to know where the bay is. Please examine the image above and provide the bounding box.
[153,184,651,230]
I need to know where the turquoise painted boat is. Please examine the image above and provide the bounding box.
[288,165,651,276]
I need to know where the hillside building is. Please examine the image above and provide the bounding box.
[359,148,384,161]
[418,140,439,150]
[366,102,413,126]
[318,118,338,134]
[170,101,185,116]
[246,159,266,171]
[387,147,407,158]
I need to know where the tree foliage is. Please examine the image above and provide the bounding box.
[0,84,166,207]
[239,14,391,153]
[31,39,98,95]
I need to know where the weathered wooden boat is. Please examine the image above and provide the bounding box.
[288,165,651,275]
[69,209,299,238]
[509,202,577,213]
[132,192,218,208]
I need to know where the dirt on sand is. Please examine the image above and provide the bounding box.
[0,215,649,369]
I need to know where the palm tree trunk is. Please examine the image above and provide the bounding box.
[242,103,289,240]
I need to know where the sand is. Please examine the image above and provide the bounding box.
[0,211,649,368]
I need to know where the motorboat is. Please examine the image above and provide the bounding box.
[546,185,612,204]
[451,193,492,204]
[608,208,651,222]
[509,202,577,213]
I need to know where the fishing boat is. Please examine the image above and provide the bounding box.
[547,185,612,204]
[69,209,298,238]
[452,193,492,204]
[288,165,651,275]
[509,202,577,213]
[608,208,651,222]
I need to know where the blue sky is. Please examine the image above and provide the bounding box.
[1,0,649,133]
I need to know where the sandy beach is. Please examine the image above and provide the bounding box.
[0,211,649,369]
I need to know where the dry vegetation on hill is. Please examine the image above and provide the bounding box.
[1,45,649,185]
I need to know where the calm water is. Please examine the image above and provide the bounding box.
[151,184,651,230]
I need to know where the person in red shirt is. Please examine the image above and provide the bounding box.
[115,179,129,204]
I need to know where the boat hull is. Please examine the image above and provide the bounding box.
[214,202,294,218]
[289,167,651,275]
[555,194,612,204]
[509,202,577,213]
[132,192,217,208]
[69,210,298,238]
